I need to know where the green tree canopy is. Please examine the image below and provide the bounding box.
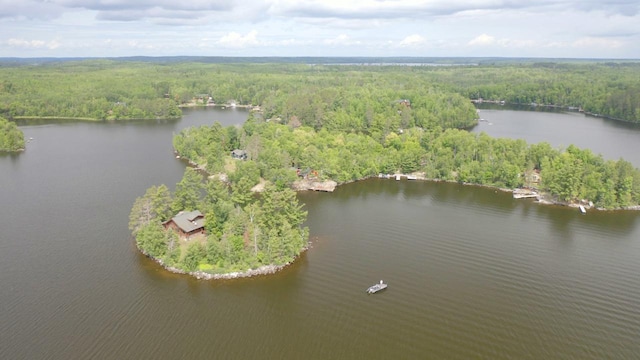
[0,117,25,152]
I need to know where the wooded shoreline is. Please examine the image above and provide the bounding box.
[138,244,308,280]
[137,169,640,281]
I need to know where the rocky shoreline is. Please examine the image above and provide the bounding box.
[139,245,307,280]
[292,179,337,192]
[378,172,640,211]
[177,149,640,212]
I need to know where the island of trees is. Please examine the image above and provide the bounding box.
[0,116,25,152]
[129,167,309,278]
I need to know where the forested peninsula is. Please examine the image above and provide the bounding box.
[142,101,640,278]
[0,116,25,152]
[7,58,638,278]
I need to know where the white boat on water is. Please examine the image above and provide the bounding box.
[366,280,387,294]
[579,205,586,214]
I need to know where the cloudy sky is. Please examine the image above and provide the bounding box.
[1,0,639,58]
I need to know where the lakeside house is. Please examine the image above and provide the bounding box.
[231,149,247,160]
[163,210,205,239]
[296,168,318,180]
[524,169,541,188]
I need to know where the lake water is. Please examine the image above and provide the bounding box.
[1,107,639,359]
[472,105,640,166]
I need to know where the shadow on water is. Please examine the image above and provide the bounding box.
[0,151,22,162]
[325,178,522,213]
[475,102,581,114]
[533,202,640,237]
[329,177,401,201]
[310,177,640,238]
[15,117,182,128]
[136,239,311,289]
[12,108,249,130]
[427,181,520,212]
[598,116,640,131]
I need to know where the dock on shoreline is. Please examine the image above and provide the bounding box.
[512,188,539,199]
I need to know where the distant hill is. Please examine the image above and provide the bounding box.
[2,56,637,67]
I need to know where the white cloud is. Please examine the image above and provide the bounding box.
[572,37,624,49]
[269,0,640,19]
[276,38,312,46]
[1,0,639,57]
[0,0,64,20]
[323,34,360,46]
[496,38,536,48]
[217,30,260,48]
[53,0,233,13]
[399,34,426,47]
[468,34,495,46]
[7,38,61,49]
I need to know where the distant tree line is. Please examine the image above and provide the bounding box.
[2,60,640,123]
[436,62,640,122]
[0,117,25,151]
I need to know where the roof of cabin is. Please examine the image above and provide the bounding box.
[167,210,204,233]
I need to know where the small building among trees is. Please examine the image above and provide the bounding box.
[163,210,205,239]
[395,99,411,108]
[231,149,247,160]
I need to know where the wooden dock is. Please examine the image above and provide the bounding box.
[513,189,539,199]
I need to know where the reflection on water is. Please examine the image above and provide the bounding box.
[472,106,640,166]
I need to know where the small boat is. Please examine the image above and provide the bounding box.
[579,205,586,214]
[366,280,387,294]
[395,175,401,181]
[406,175,417,180]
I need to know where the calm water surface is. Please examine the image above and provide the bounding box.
[1,108,640,359]
[473,106,640,166]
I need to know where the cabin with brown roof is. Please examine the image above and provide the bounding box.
[163,210,205,239]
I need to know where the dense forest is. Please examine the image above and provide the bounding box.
[9,57,628,274]
[436,62,640,122]
[174,116,640,210]
[0,116,25,152]
[129,168,308,274]
[139,109,640,273]
[1,60,640,123]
